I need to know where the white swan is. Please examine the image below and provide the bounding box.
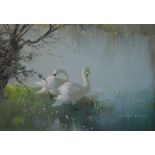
[35,69,69,94]
[52,67,91,106]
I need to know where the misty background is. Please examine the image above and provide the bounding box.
[13,25,155,130]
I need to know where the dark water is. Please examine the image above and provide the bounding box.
[41,90,155,131]
[93,91,155,131]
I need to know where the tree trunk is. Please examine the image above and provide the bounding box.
[0,73,9,98]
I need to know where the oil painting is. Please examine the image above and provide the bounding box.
[0,24,155,131]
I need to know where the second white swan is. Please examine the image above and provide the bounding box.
[35,69,69,94]
[52,67,91,106]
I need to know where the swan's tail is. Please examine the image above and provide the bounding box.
[36,87,46,94]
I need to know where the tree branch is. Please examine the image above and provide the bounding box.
[13,24,19,38]
[18,25,33,39]
[20,24,62,47]
[3,25,12,37]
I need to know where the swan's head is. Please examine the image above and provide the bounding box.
[82,67,90,77]
[53,69,68,78]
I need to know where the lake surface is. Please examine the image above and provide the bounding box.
[22,27,155,130]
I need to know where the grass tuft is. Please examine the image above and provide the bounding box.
[0,84,113,130]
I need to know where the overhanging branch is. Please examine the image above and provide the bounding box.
[20,24,62,47]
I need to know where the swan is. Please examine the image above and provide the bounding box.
[35,69,69,94]
[52,67,91,107]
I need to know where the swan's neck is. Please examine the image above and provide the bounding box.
[82,71,91,91]
[62,71,69,82]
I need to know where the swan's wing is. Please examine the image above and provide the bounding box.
[48,78,66,90]
[36,76,68,93]
[57,82,83,101]
[65,83,83,93]
[35,80,45,86]
[45,75,54,82]
[35,75,53,86]
[36,87,47,94]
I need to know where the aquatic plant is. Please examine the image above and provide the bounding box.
[0,84,113,131]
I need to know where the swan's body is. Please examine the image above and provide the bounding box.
[35,69,69,94]
[52,67,91,106]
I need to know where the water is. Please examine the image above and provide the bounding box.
[21,26,155,130]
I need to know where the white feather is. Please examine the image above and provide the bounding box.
[53,67,91,106]
[35,69,69,94]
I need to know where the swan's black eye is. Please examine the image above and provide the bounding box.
[53,73,57,76]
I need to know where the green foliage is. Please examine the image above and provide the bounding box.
[12,116,25,127]
[0,25,63,91]
[5,84,30,104]
[0,84,113,131]
[96,24,155,36]
[74,24,155,37]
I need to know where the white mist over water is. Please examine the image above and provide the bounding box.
[10,27,155,130]
[24,28,154,100]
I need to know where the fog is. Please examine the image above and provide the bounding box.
[11,26,155,130]
[25,28,154,99]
